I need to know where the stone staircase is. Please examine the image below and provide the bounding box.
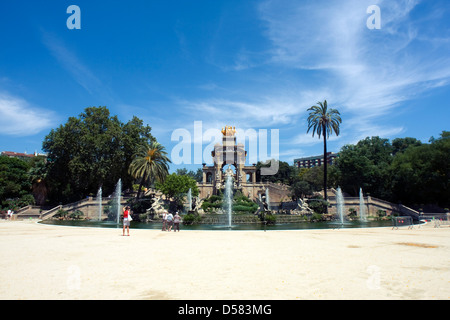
[15,197,130,220]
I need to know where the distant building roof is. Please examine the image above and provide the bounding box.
[1,151,47,159]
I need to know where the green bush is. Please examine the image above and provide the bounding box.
[308,196,329,214]
[201,194,258,214]
[310,212,324,222]
[69,210,84,220]
[54,209,69,219]
[232,203,258,213]
[264,214,277,225]
[208,195,222,203]
[182,213,202,225]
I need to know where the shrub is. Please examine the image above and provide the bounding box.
[54,209,69,219]
[233,203,258,213]
[182,213,202,225]
[308,196,329,214]
[310,212,324,222]
[208,195,222,203]
[201,194,258,214]
[69,210,84,220]
[264,214,277,225]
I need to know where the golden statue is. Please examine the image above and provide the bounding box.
[221,125,236,136]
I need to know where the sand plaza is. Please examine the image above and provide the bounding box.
[0,220,449,300]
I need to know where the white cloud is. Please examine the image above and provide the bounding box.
[255,0,450,148]
[0,93,55,136]
[182,88,330,130]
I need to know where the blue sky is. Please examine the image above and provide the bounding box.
[1,0,449,173]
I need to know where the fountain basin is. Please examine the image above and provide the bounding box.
[40,218,413,231]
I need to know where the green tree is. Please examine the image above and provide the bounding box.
[128,141,171,198]
[0,156,33,209]
[299,165,340,193]
[156,173,199,199]
[42,106,154,203]
[306,100,342,207]
[256,160,296,184]
[390,131,450,207]
[290,180,313,201]
[176,168,203,182]
[392,137,422,155]
[337,136,393,198]
[155,173,199,211]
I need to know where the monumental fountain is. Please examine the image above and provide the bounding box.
[39,126,408,230]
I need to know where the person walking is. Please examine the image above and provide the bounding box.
[162,211,168,231]
[167,211,174,232]
[173,211,181,232]
[123,206,131,236]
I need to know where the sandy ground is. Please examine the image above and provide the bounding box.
[0,220,449,300]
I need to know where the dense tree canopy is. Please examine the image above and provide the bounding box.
[42,106,155,203]
[285,132,449,210]
[336,132,450,208]
[390,132,450,207]
[337,136,393,199]
[0,157,32,209]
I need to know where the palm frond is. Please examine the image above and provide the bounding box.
[129,141,171,184]
[306,100,342,139]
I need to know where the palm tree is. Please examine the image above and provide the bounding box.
[129,141,171,199]
[307,100,342,210]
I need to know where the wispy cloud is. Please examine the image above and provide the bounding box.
[176,0,450,157]
[0,93,55,136]
[41,30,112,100]
[183,97,296,129]
[180,84,330,131]
[257,0,450,144]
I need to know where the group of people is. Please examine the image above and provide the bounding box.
[121,206,182,236]
[161,211,181,232]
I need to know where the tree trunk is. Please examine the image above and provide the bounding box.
[323,125,328,214]
[136,168,147,199]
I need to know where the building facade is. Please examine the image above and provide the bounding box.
[293,152,338,169]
